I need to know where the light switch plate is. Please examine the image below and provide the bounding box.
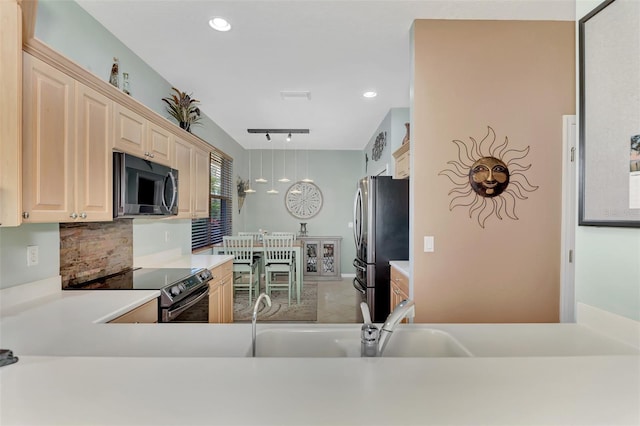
[424,236,434,252]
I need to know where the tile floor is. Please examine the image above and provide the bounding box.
[316,277,362,323]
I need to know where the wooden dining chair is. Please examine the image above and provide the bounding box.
[263,235,295,305]
[271,231,296,240]
[223,236,260,304]
[238,232,264,243]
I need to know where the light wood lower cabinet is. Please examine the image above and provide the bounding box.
[109,298,158,323]
[208,260,233,323]
[22,53,112,223]
[390,266,409,323]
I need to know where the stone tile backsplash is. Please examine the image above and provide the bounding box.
[60,220,133,288]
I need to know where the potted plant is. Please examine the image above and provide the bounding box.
[161,87,202,132]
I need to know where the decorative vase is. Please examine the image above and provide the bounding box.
[402,122,410,145]
[109,57,119,88]
[122,72,130,95]
[299,222,308,237]
[179,122,191,132]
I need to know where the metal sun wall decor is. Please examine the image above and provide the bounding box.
[372,131,387,161]
[438,126,539,228]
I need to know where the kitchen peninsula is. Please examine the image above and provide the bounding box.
[1,270,638,425]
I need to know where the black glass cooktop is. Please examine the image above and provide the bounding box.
[66,268,201,290]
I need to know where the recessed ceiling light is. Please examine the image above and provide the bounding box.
[209,17,231,32]
[363,91,377,98]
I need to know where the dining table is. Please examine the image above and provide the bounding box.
[212,240,304,304]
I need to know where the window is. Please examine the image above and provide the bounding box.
[192,150,233,250]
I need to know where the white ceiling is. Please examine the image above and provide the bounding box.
[75,0,575,150]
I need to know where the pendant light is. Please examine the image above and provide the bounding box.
[291,140,301,194]
[255,134,268,183]
[302,142,313,183]
[245,144,256,193]
[278,138,290,183]
[267,141,279,194]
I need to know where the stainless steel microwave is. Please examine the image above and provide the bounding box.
[113,152,179,218]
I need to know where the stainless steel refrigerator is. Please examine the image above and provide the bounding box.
[353,176,409,322]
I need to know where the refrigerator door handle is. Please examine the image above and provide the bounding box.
[353,277,366,295]
[353,187,361,249]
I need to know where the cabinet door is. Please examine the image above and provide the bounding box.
[221,273,233,323]
[321,241,337,277]
[208,280,222,323]
[173,137,193,218]
[109,299,158,323]
[192,146,210,219]
[75,83,112,222]
[22,53,75,222]
[113,103,146,157]
[147,122,172,166]
[303,240,320,277]
[0,0,22,227]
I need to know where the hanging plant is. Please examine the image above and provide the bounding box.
[161,87,202,132]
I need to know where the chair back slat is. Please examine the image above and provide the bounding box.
[271,231,296,241]
[264,235,294,264]
[238,232,263,243]
[223,236,254,263]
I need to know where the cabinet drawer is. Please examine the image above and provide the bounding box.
[390,267,409,295]
[211,260,233,281]
[109,298,158,323]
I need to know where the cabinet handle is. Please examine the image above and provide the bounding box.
[144,151,150,157]
[149,153,155,158]
[22,212,30,219]
[80,212,87,219]
[70,212,78,219]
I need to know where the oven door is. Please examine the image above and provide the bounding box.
[161,285,209,323]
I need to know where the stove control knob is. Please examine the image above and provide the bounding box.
[170,285,181,296]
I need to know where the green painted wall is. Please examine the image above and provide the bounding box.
[363,108,409,177]
[243,149,363,274]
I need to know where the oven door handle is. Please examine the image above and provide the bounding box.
[352,258,366,272]
[165,285,209,322]
[353,277,366,295]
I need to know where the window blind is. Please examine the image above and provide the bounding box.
[192,149,233,251]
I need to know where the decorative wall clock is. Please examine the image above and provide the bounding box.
[285,182,323,219]
[372,131,387,161]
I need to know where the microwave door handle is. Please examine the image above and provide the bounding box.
[163,172,178,212]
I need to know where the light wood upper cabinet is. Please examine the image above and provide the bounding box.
[0,0,22,227]
[22,53,75,222]
[147,122,173,166]
[393,143,410,179]
[173,138,210,219]
[192,145,210,218]
[114,104,172,166]
[75,83,113,221]
[22,53,112,223]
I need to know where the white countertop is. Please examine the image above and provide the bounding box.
[1,272,639,425]
[390,260,409,277]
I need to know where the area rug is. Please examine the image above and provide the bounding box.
[233,281,317,322]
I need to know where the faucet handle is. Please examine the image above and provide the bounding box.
[360,302,372,324]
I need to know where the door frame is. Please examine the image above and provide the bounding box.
[560,115,577,322]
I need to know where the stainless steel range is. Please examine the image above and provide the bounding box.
[67,268,212,322]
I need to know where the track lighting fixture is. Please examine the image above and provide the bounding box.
[265,133,271,141]
[286,133,292,142]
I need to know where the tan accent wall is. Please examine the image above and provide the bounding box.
[411,20,575,323]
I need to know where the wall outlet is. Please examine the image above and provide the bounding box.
[27,245,39,266]
[423,236,434,253]
[348,222,353,228]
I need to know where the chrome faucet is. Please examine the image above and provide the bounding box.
[378,299,415,355]
[360,299,415,357]
[252,293,272,357]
